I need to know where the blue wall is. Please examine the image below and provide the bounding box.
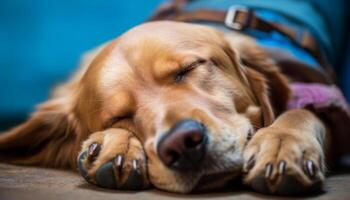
[0,0,162,129]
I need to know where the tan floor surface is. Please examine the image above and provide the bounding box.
[0,163,349,200]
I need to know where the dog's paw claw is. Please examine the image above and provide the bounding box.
[87,143,101,162]
[264,163,273,179]
[243,155,255,173]
[277,160,286,175]
[77,129,150,190]
[304,160,316,178]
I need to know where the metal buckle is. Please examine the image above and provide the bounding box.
[225,5,249,30]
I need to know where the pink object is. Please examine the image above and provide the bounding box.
[287,82,350,161]
[288,82,349,113]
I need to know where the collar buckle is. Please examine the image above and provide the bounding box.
[225,5,251,31]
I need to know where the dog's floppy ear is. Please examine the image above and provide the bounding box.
[223,33,291,127]
[0,96,82,168]
[244,67,275,126]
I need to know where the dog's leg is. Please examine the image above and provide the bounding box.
[77,128,150,190]
[243,109,326,195]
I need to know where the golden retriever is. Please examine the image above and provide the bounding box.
[0,21,328,195]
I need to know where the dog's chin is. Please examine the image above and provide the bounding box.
[161,168,241,194]
[185,155,244,193]
[192,170,241,192]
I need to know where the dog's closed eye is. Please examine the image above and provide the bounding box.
[174,59,206,82]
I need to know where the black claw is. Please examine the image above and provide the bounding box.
[113,155,124,178]
[115,155,124,167]
[96,162,117,189]
[88,143,101,161]
[305,160,316,177]
[278,160,286,175]
[77,151,91,182]
[243,155,255,173]
[132,160,140,172]
[265,163,273,179]
[122,160,144,190]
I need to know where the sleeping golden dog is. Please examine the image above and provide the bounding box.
[0,21,329,195]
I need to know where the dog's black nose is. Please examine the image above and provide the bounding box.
[157,119,207,171]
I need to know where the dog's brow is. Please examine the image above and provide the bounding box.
[153,58,205,81]
[152,60,179,81]
[181,58,206,70]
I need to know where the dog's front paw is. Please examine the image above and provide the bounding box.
[77,128,150,190]
[243,127,325,195]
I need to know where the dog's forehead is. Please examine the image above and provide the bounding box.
[117,21,224,56]
[119,21,214,44]
[96,22,219,94]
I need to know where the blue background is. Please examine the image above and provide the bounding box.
[0,0,162,129]
[0,0,349,130]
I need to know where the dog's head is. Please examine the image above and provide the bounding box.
[74,21,290,192]
[2,21,289,193]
